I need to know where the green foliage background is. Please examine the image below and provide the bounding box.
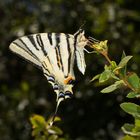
[0,0,140,140]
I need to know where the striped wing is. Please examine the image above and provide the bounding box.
[9,33,75,95]
[74,29,87,74]
[75,47,86,74]
[9,30,88,124]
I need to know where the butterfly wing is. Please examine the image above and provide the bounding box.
[9,31,88,125]
[75,47,86,74]
[74,29,87,74]
[9,33,75,97]
[9,35,42,68]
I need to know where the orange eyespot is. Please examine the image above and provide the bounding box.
[64,76,74,85]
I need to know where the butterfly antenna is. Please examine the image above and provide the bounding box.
[79,21,86,30]
[74,21,86,36]
[88,36,100,43]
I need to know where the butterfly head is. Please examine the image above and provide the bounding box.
[74,29,88,47]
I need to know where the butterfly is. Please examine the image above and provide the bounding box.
[9,28,88,123]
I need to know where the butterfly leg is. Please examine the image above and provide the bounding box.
[83,48,96,54]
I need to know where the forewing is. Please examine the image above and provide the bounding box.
[76,47,86,74]
[10,33,75,82]
[57,34,75,78]
[74,29,87,74]
[9,33,51,68]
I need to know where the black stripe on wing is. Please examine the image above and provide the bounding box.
[55,33,64,72]
[58,92,65,100]
[53,84,59,91]
[44,72,50,77]
[42,61,51,74]
[36,34,47,56]
[18,39,40,61]
[55,47,61,68]
[66,34,71,75]
[12,42,42,69]
[74,29,83,51]
[65,90,73,99]
[47,75,55,83]
[27,35,39,51]
[44,72,55,85]
[42,66,50,75]
[47,33,53,45]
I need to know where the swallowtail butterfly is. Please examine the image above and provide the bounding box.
[9,29,88,123]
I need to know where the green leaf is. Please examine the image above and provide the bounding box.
[48,126,63,135]
[30,115,46,129]
[101,80,124,93]
[121,135,136,140]
[121,51,127,59]
[58,138,66,140]
[127,92,140,98]
[135,119,140,128]
[110,61,118,70]
[127,73,140,90]
[90,74,100,82]
[118,56,133,68]
[101,84,117,93]
[113,66,122,72]
[104,64,109,70]
[53,116,61,122]
[32,128,48,138]
[46,116,61,126]
[32,128,41,136]
[120,102,140,118]
[122,123,135,136]
[110,73,120,80]
[99,70,111,83]
[48,135,58,140]
[119,52,127,76]
[122,123,140,136]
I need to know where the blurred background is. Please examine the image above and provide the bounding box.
[0,0,140,140]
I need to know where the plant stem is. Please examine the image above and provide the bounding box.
[102,52,112,64]
[122,77,136,92]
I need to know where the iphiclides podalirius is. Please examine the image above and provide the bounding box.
[9,29,88,124]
